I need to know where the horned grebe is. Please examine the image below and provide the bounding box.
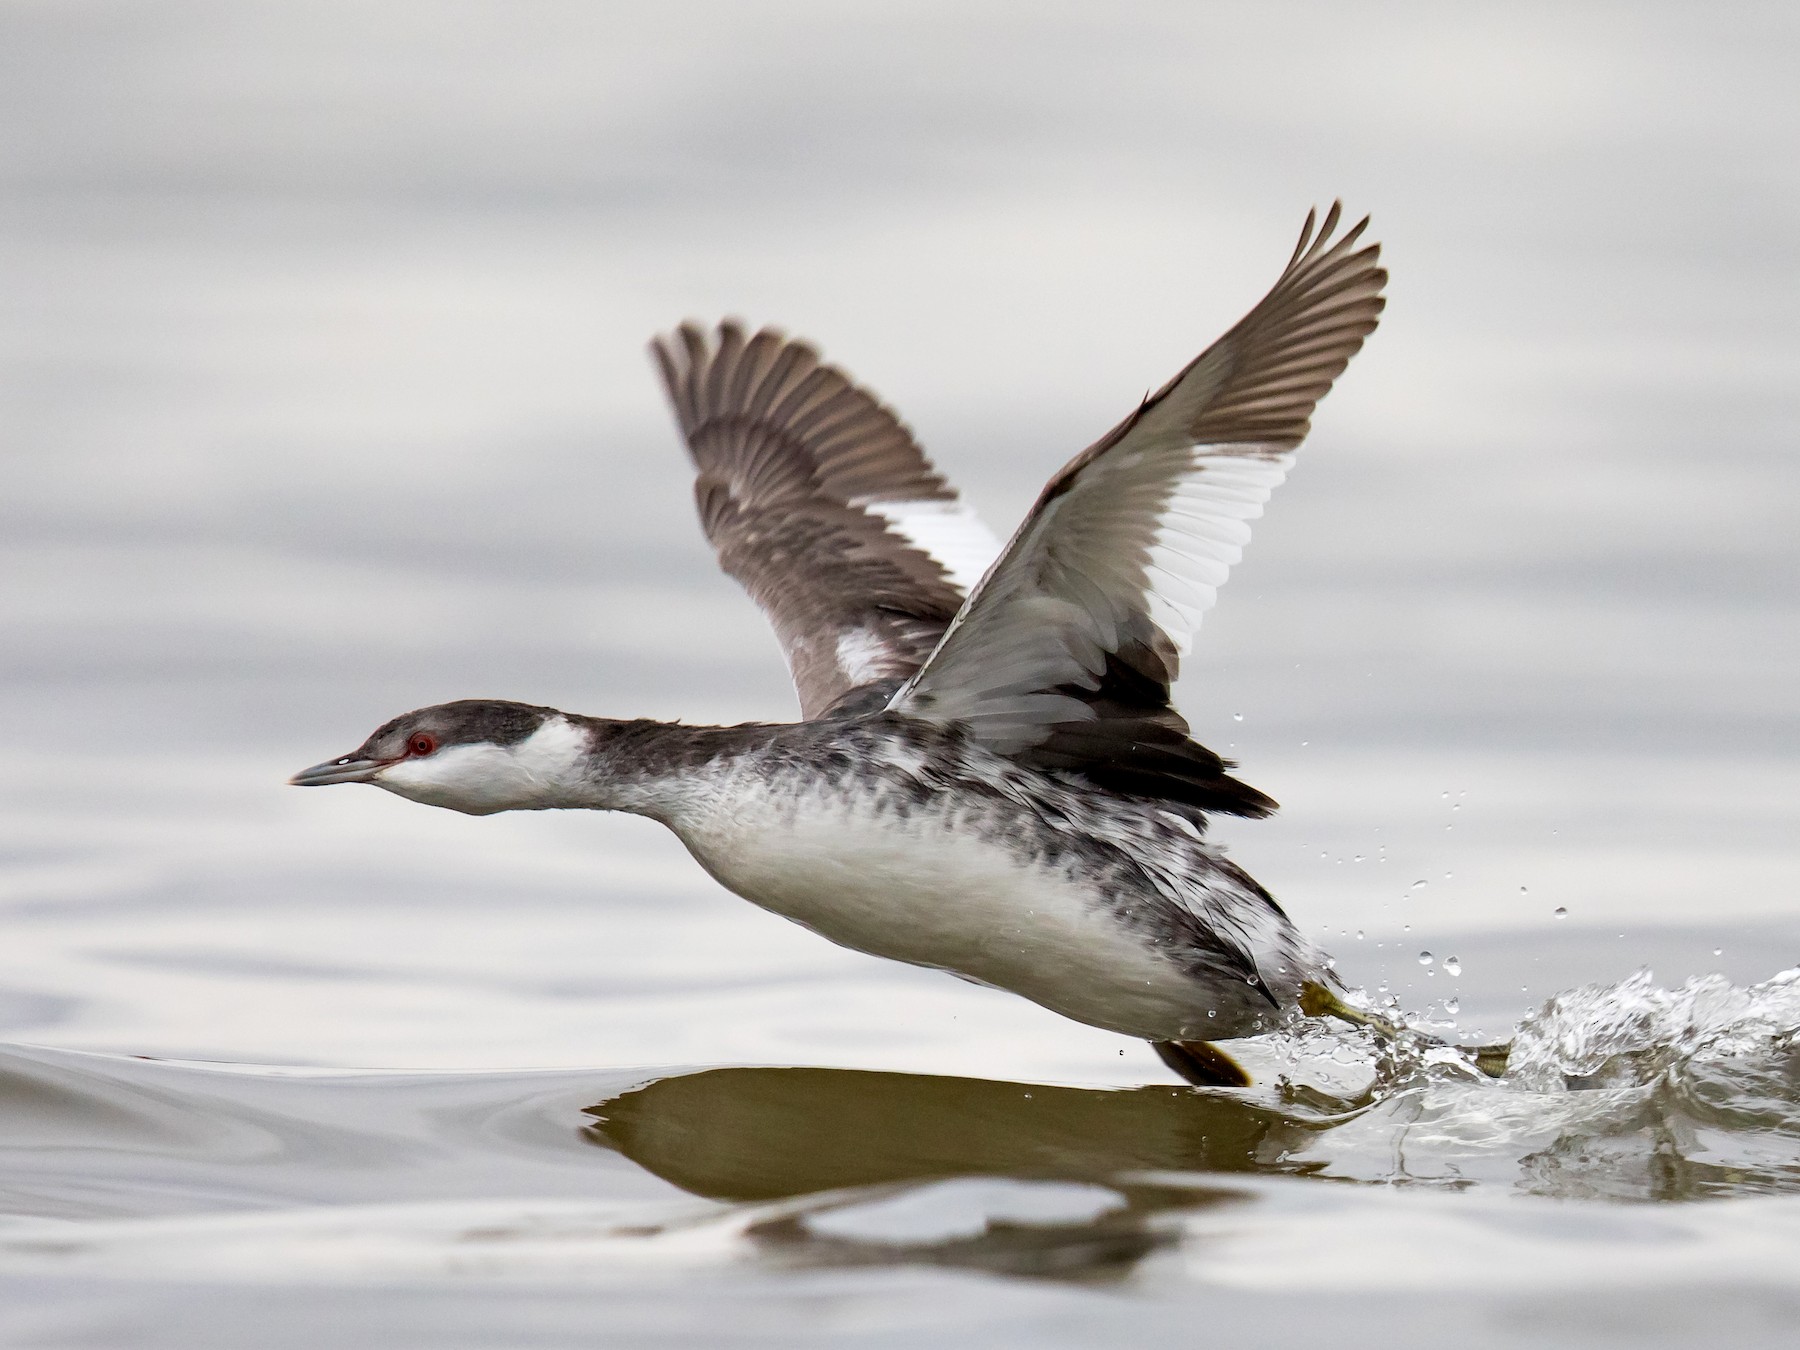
[291,205,1386,1087]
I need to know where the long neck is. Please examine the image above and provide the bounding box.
[555,716,778,820]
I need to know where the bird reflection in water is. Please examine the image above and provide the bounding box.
[582,1066,1342,1280]
[579,1018,1800,1276]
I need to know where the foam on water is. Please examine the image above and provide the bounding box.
[1238,967,1800,1201]
[1505,967,1800,1096]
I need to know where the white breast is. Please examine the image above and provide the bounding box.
[660,774,1226,1042]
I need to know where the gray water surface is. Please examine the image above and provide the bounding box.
[3,3,1798,1345]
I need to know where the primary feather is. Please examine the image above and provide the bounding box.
[887,203,1385,817]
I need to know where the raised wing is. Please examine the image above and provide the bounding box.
[889,204,1386,817]
[652,321,1000,718]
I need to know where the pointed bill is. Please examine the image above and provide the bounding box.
[290,755,384,786]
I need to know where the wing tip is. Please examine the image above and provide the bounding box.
[1291,200,1381,269]
[651,318,826,432]
[648,318,808,372]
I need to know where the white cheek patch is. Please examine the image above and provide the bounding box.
[377,743,522,814]
[376,717,589,815]
[510,716,590,779]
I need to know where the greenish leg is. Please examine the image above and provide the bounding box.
[1301,982,1510,1078]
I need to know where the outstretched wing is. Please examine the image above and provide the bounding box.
[889,204,1387,817]
[652,321,1000,718]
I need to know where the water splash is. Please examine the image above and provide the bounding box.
[1285,967,1800,1098]
[1252,967,1800,1200]
[1506,968,1800,1094]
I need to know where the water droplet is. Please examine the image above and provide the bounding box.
[1353,854,1364,863]
[1443,956,1461,976]
[1713,948,1723,957]
[1411,880,1428,891]
[1300,741,1309,747]
[1207,1009,1216,1019]
[1402,923,1411,932]
[1444,997,1460,1014]
[1232,712,1243,722]
[1418,951,1434,966]
[1553,906,1568,919]
[1520,885,1528,894]
[1355,930,1364,941]
[1443,872,1453,881]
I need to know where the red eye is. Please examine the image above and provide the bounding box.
[408,733,438,757]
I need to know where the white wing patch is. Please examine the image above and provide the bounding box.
[860,497,1001,595]
[1139,451,1292,657]
[884,449,1292,745]
[835,626,894,686]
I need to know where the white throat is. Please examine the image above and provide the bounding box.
[375,716,591,815]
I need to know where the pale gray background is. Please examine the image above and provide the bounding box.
[2,1,1796,1079]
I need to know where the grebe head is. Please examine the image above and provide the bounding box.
[289,699,588,815]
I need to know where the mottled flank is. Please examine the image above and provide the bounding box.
[573,713,1321,1039]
